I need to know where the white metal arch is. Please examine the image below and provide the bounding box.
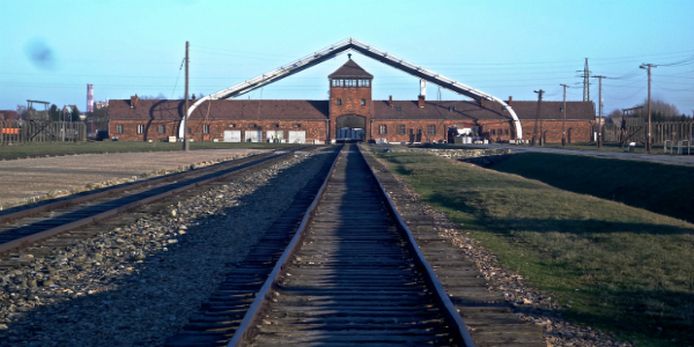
[179,38,523,140]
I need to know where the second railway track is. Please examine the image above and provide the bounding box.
[168,144,474,346]
[0,146,311,254]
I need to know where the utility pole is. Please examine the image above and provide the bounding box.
[61,106,68,142]
[532,89,544,146]
[183,41,190,151]
[640,63,656,153]
[560,84,569,146]
[592,75,606,148]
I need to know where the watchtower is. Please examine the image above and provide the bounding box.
[328,56,373,142]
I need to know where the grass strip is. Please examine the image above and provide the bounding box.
[375,149,694,347]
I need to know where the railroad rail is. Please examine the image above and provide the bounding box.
[166,144,474,346]
[0,146,310,255]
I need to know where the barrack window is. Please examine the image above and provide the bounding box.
[427,124,436,135]
[398,124,406,135]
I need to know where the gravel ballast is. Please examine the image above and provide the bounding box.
[0,148,335,346]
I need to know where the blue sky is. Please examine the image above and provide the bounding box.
[2,0,693,115]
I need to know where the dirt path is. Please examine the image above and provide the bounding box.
[0,149,266,209]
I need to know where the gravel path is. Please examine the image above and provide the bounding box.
[0,149,266,210]
[0,148,334,346]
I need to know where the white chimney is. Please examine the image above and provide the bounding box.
[86,83,94,112]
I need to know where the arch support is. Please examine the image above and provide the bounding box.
[179,38,523,141]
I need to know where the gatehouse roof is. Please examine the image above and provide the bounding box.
[328,59,373,79]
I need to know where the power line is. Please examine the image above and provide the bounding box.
[656,56,694,67]
[170,57,185,99]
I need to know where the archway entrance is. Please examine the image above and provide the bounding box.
[335,114,366,142]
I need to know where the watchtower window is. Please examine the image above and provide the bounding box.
[336,98,343,106]
[360,99,366,106]
[331,79,370,88]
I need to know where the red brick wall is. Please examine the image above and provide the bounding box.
[371,119,476,143]
[190,119,327,143]
[478,120,515,142]
[521,119,594,144]
[109,119,328,143]
[110,117,592,144]
[329,85,372,141]
[108,120,179,142]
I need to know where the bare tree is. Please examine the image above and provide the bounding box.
[640,98,682,121]
[607,109,622,119]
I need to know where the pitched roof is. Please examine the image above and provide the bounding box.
[373,100,503,120]
[328,59,373,79]
[0,110,19,121]
[372,100,594,121]
[108,99,328,121]
[107,98,594,122]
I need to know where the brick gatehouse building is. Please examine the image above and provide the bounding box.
[108,58,595,144]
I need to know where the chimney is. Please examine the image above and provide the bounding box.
[86,84,94,113]
[418,95,425,109]
[507,96,513,105]
[130,94,139,109]
[388,95,393,107]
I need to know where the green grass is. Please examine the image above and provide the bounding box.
[0,141,292,160]
[374,149,694,346]
[485,152,694,223]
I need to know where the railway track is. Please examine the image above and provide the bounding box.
[167,144,473,346]
[0,146,310,255]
